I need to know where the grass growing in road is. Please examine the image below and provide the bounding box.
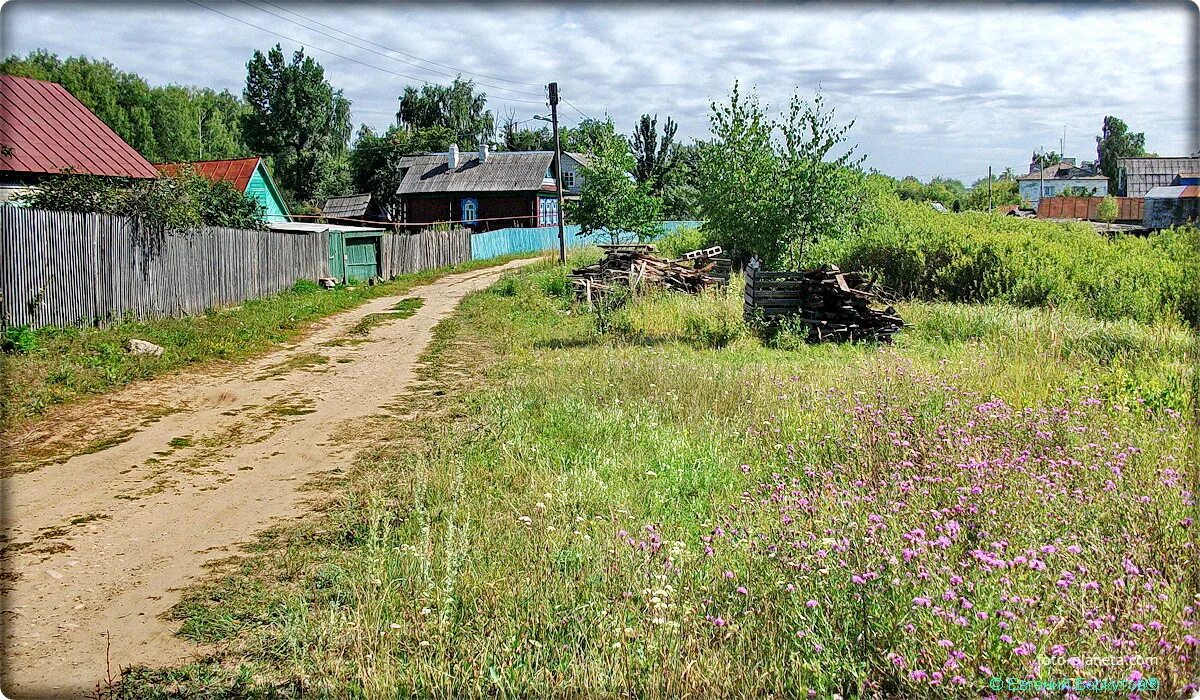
[118,256,1197,698]
[348,298,426,336]
[0,256,523,429]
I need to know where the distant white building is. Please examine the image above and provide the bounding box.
[1017,157,1109,207]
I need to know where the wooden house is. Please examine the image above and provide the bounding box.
[394,145,562,231]
[158,157,289,222]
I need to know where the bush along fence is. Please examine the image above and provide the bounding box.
[469,221,703,260]
[0,208,470,329]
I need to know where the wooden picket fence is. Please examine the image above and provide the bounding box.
[379,227,471,277]
[0,209,466,330]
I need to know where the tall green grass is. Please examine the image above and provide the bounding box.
[123,264,1197,698]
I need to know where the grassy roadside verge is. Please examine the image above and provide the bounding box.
[0,253,532,430]
[112,253,1197,698]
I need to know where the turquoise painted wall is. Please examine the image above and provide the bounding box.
[470,221,703,261]
[246,164,289,222]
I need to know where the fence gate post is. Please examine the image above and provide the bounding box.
[743,256,759,322]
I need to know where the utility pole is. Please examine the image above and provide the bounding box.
[988,165,993,212]
[1038,146,1044,209]
[548,82,566,264]
[198,110,204,161]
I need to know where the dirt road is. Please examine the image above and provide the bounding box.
[0,259,533,698]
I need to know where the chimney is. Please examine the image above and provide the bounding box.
[479,143,489,163]
[448,144,459,169]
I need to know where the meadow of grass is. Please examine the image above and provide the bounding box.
[118,251,1198,698]
[0,255,525,428]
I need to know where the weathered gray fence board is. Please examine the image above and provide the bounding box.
[375,228,470,279]
[1,209,472,329]
[2,209,330,329]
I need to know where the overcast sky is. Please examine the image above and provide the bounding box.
[2,1,1195,181]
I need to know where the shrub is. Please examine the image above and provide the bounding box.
[291,279,321,294]
[17,168,266,231]
[654,225,710,259]
[804,196,1199,326]
[2,325,37,354]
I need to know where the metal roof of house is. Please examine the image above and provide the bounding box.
[1145,185,1200,199]
[396,151,554,195]
[157,157,261,192]
[0,75,159,178]
[267,221,385,234]
[322,193,372,218]
[1016,162,1107,181]
[1118,156,1200,175]
[1118,157,1200,197]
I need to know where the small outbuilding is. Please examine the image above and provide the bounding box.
[1143,186,1200,230]
[321,193,392,225]
[268,221,387,284]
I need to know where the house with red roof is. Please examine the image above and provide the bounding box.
[158,157,290,222]
[0,74,159,202]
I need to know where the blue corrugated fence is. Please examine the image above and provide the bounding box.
[470,221,703,261]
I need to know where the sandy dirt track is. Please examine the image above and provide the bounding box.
[1,259,533,699]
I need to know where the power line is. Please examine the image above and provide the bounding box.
[185,0,547,106]
[562,98,593,122]
[253,0,545,90]
[235,0,547,99]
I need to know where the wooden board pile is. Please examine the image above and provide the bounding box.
[744,264,904,343]
[569,244,726,303]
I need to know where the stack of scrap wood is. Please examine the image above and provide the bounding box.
[569,244,725,303]
[744,264,904,343]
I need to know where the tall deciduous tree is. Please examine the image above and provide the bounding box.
[397,78,493,149]
[629,114,678,193]
[567,134,663,243]
[696,83,867,267]
[349,124,455,220]
[1,50,249,164]
[1096,116,1147,192]
[242,44,351,204]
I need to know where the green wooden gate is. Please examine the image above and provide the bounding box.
[328,230,382,284]
[345,237,380,282]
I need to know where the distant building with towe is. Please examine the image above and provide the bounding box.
[1116,156,1200,198]
[394,144,564,231]
[157,157,290,222]
[1017,157,1108,207]
[0,74,159,203]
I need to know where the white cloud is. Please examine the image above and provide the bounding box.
[0,0,1191,180]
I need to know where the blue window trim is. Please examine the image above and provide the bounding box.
[538,196,559,226]
[461,197,479,225]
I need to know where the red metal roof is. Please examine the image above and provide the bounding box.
[157,157,261,193]
[0,75,158,178]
